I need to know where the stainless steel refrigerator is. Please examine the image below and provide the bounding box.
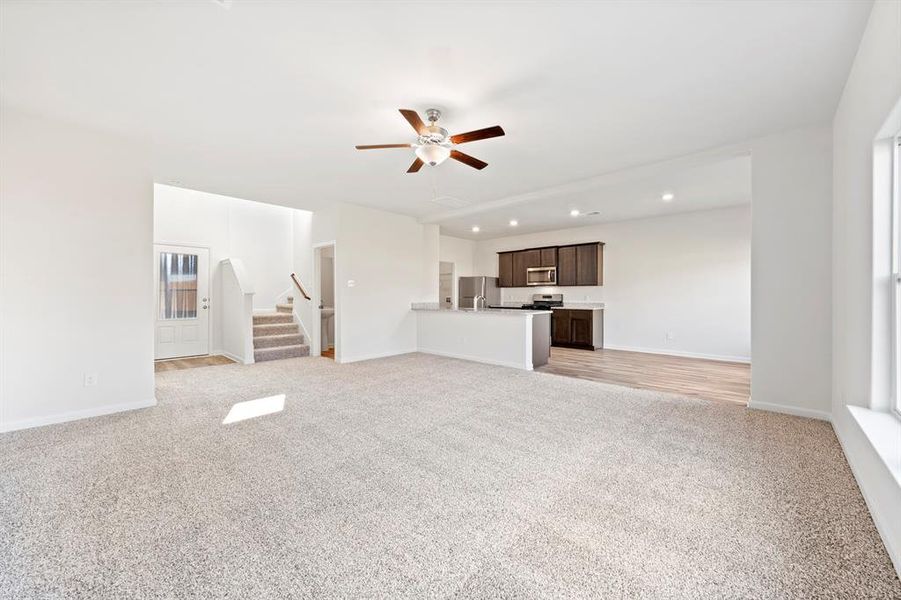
[458,276,500,309]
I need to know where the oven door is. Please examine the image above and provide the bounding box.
[526,267,557,286]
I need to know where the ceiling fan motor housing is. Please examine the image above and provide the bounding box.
[419,125,449,145]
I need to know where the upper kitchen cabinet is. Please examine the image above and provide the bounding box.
[497,242,604,287]
[557,246,577,286]
[498,252,514,288]
[540,247,557,267]
[557,242,604,286]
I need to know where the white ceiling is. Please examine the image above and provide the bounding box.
[1,1,870,234]
[434,153,752,239]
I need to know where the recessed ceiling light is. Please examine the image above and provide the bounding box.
[662,192,675,202]
[471,226,480,233]
[570,209,580,217]
[509,219,518,227]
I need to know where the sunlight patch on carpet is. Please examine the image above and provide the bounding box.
[222,394,285,424]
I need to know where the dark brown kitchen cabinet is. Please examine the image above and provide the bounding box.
[551,309,603,349]
[552,310,571,345]
[557,242,604,286]
[497,242,603,287]
[498,252,514,288]
[576,243,601,285]
[569,310,593,346]
[512,252,527,287]
[557,246,577,286]
[540,247,557,267]
[522,249,542,269]
[512,249,540,286]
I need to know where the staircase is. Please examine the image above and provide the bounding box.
[252,299,310,362]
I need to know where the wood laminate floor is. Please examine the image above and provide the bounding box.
[154,354,236,373]
[539,347,750,405]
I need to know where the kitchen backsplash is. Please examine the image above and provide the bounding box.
[501,286,605,303]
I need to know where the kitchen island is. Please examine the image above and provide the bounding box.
[412,305,551,370]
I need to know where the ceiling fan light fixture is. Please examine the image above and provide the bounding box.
[415,144,451,166]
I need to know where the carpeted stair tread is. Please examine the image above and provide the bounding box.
[254,344,310,362]
[253,333,304,349]
[253,322,299,336]
[276,303,294,313]
[253,312,294,325]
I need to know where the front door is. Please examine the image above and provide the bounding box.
[154,244,210,359]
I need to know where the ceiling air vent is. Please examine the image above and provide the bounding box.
[211,0,234,8]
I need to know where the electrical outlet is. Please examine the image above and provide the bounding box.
[346,279,356,288]
[665,331,675,343]
[83,373,98,387]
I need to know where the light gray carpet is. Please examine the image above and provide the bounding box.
[1,353,898,599]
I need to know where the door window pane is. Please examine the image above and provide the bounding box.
[159,252,198,319]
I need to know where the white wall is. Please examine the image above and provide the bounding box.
[472,206,751,362]
[749,125,834,419]
[0,108,155,431]
[831,0,901,577]
[291,210,314,340]
[833,0,901,413]
[439,235,476,276]
[154,184,310,353]
[335,203,437,363]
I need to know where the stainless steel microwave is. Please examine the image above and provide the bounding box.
[526,266,557,286]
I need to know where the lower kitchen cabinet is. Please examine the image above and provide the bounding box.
[551,309,604,350]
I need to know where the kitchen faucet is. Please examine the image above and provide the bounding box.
[474,294,486,310]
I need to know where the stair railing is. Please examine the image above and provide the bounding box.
[290,273,311,300]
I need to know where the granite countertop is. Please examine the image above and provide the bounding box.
[553,303,605,310]
[411,303,551,316]
[489,302,605,310]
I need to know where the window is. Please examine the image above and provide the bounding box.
[158,252,198,319]
[893,134,901,416]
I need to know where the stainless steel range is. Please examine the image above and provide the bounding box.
[491,293,563,311]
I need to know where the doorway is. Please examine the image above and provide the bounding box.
[153,244,210,359]
[439,261,455,308]
[314,243,336,360]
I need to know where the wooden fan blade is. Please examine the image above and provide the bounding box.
[355,143,412,150]
[450,150,488,170]
[399,109,427,135]
[407,158,425,173]
[449,125,505,145]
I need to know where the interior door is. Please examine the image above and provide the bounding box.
[154,244,210,359]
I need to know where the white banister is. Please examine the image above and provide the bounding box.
[221,258,255,364]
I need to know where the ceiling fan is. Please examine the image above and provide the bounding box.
[355,108,505,173]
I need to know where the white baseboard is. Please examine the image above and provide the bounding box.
[417,349,530,371]
[833,406,901,578]
[602,344,751,363]
[747,399,832,421]
[338,348,417,364]
[0,398,157,433]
